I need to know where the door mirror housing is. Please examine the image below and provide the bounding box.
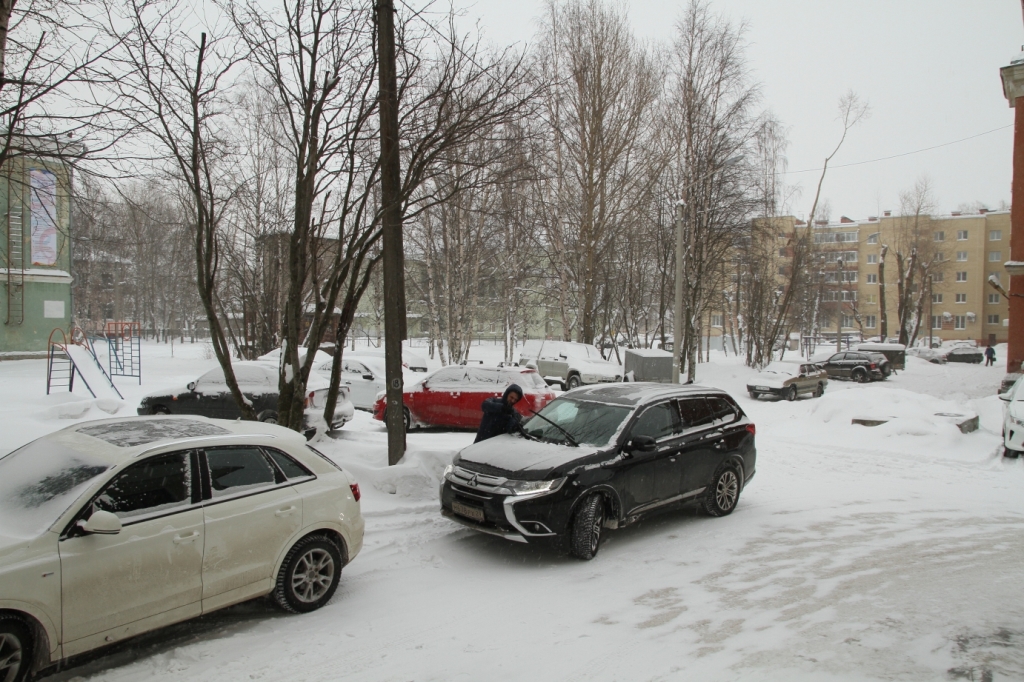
[1000,392,1012,402]
[80,510,122,535]
[627,435,657,453]
[362,373,375,381]
[187,381,196,392]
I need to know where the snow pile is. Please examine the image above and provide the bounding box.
[41,394,126,420]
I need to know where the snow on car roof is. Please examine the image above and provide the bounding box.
[567,382,725,406]
[77,419,230,448]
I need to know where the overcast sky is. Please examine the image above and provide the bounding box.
[445,0,1023,220]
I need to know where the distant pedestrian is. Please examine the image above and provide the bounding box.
[985,345,996,367]
[474,384,524,443]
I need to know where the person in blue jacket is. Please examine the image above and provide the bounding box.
[474,383,524,443]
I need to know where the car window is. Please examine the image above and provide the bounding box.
[706,397,739,425]
[343,360,367,375]
[466,368,499,384]
[429,367,468,383]
[630,401,680,441]
[93,451,192,521]
[678,397,715,431]
[206,447,278,498]
[828,353,845,362]
[264,448,314,480]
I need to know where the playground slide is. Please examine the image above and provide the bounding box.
[65,344,124,400]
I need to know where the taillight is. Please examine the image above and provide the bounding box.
[350,482,361,501]
[745,423,756,436]
[869,363,876,369]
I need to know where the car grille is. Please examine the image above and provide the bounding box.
[449,466,509,496]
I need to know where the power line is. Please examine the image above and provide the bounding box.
[781,124,1013,176]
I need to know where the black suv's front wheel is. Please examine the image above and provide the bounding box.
[569,494,605,560]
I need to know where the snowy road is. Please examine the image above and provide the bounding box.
[3,342,1021,680]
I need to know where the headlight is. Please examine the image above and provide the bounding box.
[442,464,454,480]
[500,477,566,496]
[1011,416,1024,428]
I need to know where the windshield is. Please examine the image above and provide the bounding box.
[521,398,631,447]
[0,439,110,538]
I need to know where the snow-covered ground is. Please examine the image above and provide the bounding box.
[3,339,1023,681]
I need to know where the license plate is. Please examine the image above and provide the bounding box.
[452,501,485,522]
[755,386,769,391]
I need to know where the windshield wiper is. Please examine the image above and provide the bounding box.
[527,409,579,447]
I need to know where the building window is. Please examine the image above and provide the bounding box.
[711,314,723,328]
[100,273,115,289]
[957,230,969,240]
[864,293,877,304]
[954,315,967,330]
[932,271,944,282]
[956,251,968,261]
[778,248,787,257]
[824,271,858,283]
[865,315,877,328]
[956,271,967,282]
[866,273,878,284]
[814,231,858,244]
[990,230,1002,241]
[989,293,1001,304]
[955,293,967,303]
[778,266,787,276]
[834,251,858,263]
[842,315,855,328]
[867,254,878,264]
[867,233,879,244]
[823,290,857,302]
[989,251,1002,262]
[932,293,943,303]
[931,316,943,330]
[988,314,1001,324]
[934,231,945,241]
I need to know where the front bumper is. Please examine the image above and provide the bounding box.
[439,468,574,544]
[746,384,785,396]
[1005,417,1024,452]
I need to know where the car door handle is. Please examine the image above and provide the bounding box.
[669,456,677,462]
[275,506,297,517]
[713,440,726,450]
[173,531,200,544]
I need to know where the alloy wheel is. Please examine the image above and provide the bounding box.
[290,548,335,603]
[0,632,23,682]
[590,505,604,554]
[716,470,739,511]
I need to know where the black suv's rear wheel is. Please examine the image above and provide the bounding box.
[273,535,343,613]
[0,616,31,682]
[852,368,869,383]
[569,494,605,560]
[703,465,741,517]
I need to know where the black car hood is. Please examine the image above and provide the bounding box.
[457,434,600,478]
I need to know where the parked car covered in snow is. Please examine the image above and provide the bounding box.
[372,365,555,430]
[0,416,363,681]
[137,362,354,439]
[440,383,756,560]
[311,354,415,411]
[518,340,622,389]
[345,347,430,373]
[820,351,890,382]
[746,361,827,400]
[945,346,983,364]
[1000,377,1024,458]
[907,347,947,364]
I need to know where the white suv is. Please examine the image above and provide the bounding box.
[1000,377,1024,458]
[0,416,363,681]
[519,340,622,389]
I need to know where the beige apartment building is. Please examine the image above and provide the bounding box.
[703,209,1010,350]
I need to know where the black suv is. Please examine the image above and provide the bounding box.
[439,383,756,560]
[820,351,890,382]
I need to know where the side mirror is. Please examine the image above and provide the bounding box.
[1000,393,1012,402]
[628,435,657,453]
[559,353,568,359]
[79,510,122,535]
[187,381,196,391]
[362,373,374,381]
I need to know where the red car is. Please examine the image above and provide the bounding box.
[372,365,556,429]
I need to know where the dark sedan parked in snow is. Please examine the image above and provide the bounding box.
[439,383,756,560]
[138,362,354,438]
[820,351,889,382]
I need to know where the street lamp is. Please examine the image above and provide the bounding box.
[672,154,744,383]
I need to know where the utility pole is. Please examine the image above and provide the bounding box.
[672,200,684,383]
[376,0,407,465]
[928,275,934,349]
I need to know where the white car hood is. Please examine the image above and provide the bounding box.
[751,372,789,389]
[458,434,600,474]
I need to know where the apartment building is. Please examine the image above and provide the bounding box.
[812,209,1010,345]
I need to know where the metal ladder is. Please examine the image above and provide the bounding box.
[5,203,23,325]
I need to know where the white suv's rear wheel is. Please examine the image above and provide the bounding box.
[273,535,343,613]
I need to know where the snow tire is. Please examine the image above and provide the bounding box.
[1004,446,1020,459]
[569,494,605,561]
[814,383,824,398]
[258,410,279,424]
[852,368,868,383]
[273,535,343,614]
[0,615,32,682]
[702,464,741,517]
[566,374,582,390]
[785,386,797,402]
